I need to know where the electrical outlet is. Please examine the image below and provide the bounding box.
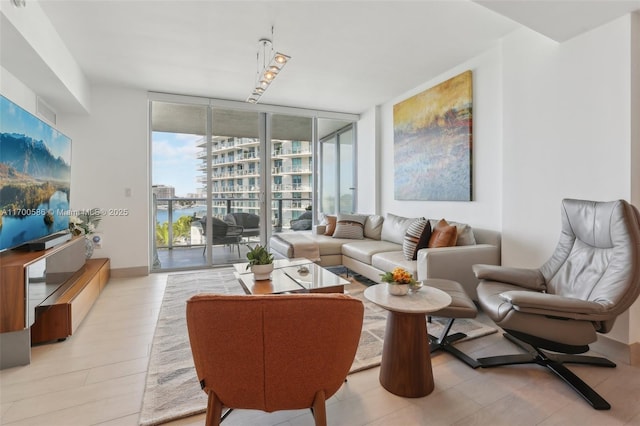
[125,188,132,197]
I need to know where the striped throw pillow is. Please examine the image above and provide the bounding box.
[332,214,367,239]
[402,219,432,260]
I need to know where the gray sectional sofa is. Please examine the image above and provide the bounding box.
[269,213,501,300]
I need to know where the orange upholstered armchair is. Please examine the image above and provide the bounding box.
[186,293,364,426]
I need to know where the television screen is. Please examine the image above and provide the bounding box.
[0,95,72,252]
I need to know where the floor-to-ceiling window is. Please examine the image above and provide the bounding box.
[319,121,356,216]
[150,95,357,271]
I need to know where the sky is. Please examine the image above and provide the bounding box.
[1,95,72,164]
[152,132,202,197]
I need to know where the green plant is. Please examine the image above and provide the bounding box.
[245,244,274,269]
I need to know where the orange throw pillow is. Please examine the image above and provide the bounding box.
[428,219,458,248]
[324,215,337,236]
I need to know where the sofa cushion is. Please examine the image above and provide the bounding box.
[381,213,420,245]
[364,215,384,240]
[402,219,432,260]
[333,214,367,239]
[324,215,337,236]
[372,251,418,280]
[429,219,476,246]
[312,235,350,256]
[428,219,458,248]
[342,240,402,265]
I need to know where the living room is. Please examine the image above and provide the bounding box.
[1,1,639,425]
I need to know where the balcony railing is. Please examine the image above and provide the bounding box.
[154,196,312,250]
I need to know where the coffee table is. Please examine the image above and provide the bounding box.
[364,284,452,398]
[234,258,349,295]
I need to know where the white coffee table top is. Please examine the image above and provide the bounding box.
[364,284,451,314]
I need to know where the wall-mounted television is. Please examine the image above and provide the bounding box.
[0,95,72,252]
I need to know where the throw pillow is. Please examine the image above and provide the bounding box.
[332,214,367,239]
[428,219,458,248]
[323,215,337,236]
[402,219,432,260]
[428,219,476,246]
[364,214,384,240]
[381,213,420,245]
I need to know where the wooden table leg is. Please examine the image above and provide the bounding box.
[379,310,433,397]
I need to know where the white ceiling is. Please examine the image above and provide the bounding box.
[4,1,640,115]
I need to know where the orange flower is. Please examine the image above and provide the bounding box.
[380,267,415,284]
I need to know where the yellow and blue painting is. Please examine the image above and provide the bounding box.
[393,70,472,201]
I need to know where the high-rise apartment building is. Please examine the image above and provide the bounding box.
[197,136,313,230]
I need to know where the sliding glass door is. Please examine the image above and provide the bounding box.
[270,114,313,233]
[319,122,356,215]
[150,96,357,271]
[151,101,208,270]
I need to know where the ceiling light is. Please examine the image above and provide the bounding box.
[246,27,291,104]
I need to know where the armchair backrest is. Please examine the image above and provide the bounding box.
[540,199,640,329]
[199,216,230,237]
[225,212,260,228]
[186,293,364,412]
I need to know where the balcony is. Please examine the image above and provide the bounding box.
[153,194,311,270]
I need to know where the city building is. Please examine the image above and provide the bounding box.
[199,136,312,228]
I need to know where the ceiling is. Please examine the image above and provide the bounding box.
[4,1,640,116]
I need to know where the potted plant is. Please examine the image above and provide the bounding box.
[246,244,274,280]
[380,267,418,296]
[69,208,103,259]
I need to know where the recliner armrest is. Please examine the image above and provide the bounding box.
[499,290,607,319]
[473,264,546,291]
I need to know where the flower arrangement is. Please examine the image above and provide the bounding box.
[69,209,103,236]
[380,267,416,285]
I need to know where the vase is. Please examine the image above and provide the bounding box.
[387,282,409,296]
[84,236,94,259]
[251,264,274,280]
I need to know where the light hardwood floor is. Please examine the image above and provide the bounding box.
[1,273,640,426]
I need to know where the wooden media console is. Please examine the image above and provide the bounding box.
[0,237,110,368]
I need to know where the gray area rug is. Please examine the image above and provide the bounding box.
[138,269,496,426]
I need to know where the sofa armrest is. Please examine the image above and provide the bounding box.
[416,244,500,301]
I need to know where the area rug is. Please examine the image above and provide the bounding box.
[138,268,496,426]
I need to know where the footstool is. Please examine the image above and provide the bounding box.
[423,278,480,368]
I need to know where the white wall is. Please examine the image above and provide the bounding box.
[57,86,150,272]
[502,18,633,268]
[630,12,640,345]
[375,47,503,230]
[1,67,36,112]
[356,106,379,214]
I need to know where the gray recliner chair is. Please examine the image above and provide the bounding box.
[473,199,640,410]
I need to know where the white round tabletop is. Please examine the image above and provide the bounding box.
[364,284,452,314]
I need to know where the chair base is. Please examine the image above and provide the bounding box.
[428,318,480,369]
[477,332,616,410]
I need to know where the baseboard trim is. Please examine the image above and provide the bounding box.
[592,334,639,366]
[110,266,148,278]
[631,342,640,366]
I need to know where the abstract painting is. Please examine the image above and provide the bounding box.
[393,70,472,201]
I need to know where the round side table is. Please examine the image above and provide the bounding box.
[364,284,452,397]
